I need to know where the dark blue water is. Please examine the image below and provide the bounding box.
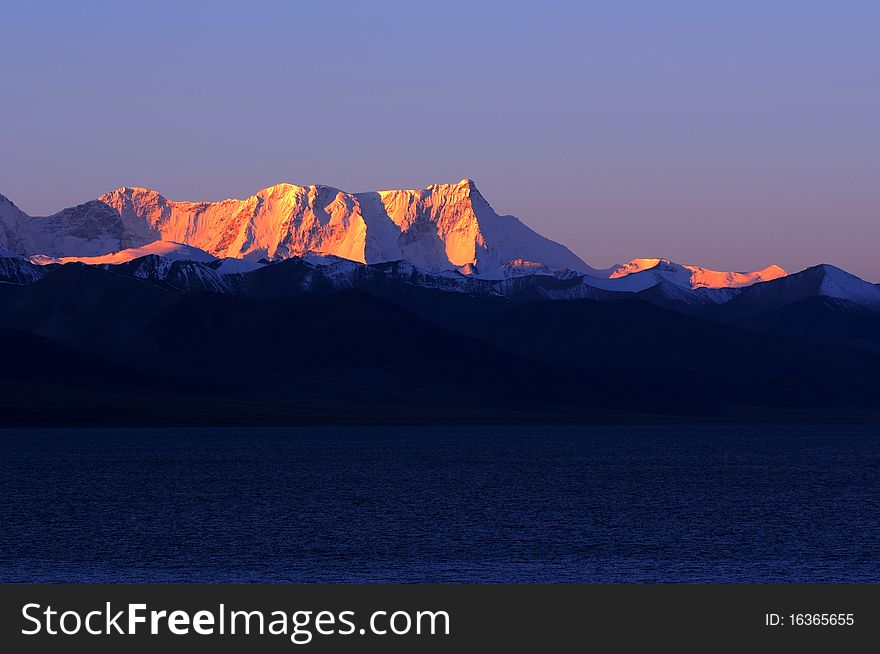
[1,425,878,583]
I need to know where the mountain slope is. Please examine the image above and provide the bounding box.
[720,264,880,319]
[734,296,880,353]
[0,194,34,254]
[466,298,880,412]
[0,326,210,426]
[2,259,880,422]
[0,264,599,410]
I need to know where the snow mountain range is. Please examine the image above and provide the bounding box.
[3,179,879,321]
[1,180,596,278]
[1,180,787,287]
[3,180,879,320]
[2,180,880,423]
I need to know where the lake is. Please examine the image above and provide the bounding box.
[1,425,878,582]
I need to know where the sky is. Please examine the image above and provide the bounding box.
[1,1,878,279]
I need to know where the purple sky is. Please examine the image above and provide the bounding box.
[1,1,878,279]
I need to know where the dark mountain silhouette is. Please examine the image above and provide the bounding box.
[2,261,880,425]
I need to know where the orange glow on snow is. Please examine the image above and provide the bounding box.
[611,258,787,288]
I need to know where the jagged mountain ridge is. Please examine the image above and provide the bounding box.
[1,182,787,285]
[0,180,598,277]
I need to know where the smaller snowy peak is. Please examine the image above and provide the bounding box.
[435,177,476,191]
[609,258,786,289]
[724,263,880,315]
[253,182,310,200]
[30,240,217,266]
[685,263,786,289]
[811,264,880,305]
[110,186,160,196]
[99,186,167,205]
[609,258,665,278]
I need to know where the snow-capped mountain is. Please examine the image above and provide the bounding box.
[29,240,218,266]
[0,180,600,278]
[607,258,786,290]
[1,181,794,289]
[722,264,880,316]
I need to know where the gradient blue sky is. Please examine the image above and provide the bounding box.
[1,1,878,279]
